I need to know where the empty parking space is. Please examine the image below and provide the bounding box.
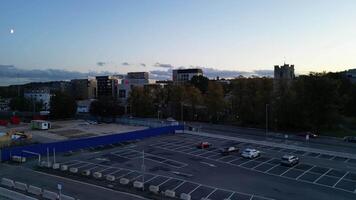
[190,186,215,200]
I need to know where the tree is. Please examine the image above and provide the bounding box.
[128,87,154,117]
[9,97,31,111]
[50,91,77,119]
[190,75,209,94]
[89,97,122,121]
[205,81,226,122]
[184,86,203,120]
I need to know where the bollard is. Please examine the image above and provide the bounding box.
[52,163,60,170]
[28,185,42,196]
[81,170,91,176]
[93,172,102,179]
[180,193,191,200]
[69,167,78,173]
[105,175,115,181]
[164,190,176,198]
[133,181,144,189]
[119,178,129,185]
[60,165,68,171]
[14,181,28,192]
[149,185,159,194]
[42,189,59,200]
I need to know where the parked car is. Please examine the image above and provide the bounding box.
[241,148,260,159]
[297,131,318,138]
[220,146,239,155]
[344,136,356,143]
[197,142,211,149]
[281,155,299,166]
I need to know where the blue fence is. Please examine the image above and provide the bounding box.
[0,125,183,162]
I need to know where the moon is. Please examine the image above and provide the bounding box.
[10,29,14,34]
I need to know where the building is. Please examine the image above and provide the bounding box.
[172,68,203,85]
[96,75,121,99]
[274,63,295,80]
[70,78,97,100]
[273,63,295,92]
[30,120,51,130]
[24,88,51,111]
[117,72,152,103]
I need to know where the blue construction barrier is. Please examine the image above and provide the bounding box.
[0,125,183,162]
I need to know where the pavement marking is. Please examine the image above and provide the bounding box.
[332,172,349,188]
[205,188,218,199]
[228,157,243,163]
[157,177,172,187]
[108,169,122,175]
[265,164,281,173]
[295,165,316,180]
[200,161,216,167]
[226,191,235,200]
[117,171,134,179]
[252,158,274,169]
[144,175,158,183]
[188,184,201,195]
[279,164,301,176]
[313,168,333,183]
[172,181,186,191]
[129,174,143,181]
[217,155,234,161]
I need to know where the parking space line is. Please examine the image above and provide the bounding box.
[188,184,201,195]
[344,158,350,163]
[157,178,172,187]
[76,163,92,169]
[280,164,301,176]
[144,175,158,183]
[296,165,317,180]
[205,188,218,199]
[217,155,234,161]
[313,168,333,183]
[226,191,235,200]
[252,158,274,169]
[332,172,349,188]
[129,174,143,181]
[228,157,243,163]
[265,164,281,173]
[97,167,113,173]
[108,169,122,175]
[172,181,186,191]
[117,171,134,179]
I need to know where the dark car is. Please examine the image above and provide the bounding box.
[344,136,356,143]
[220,146,239,155]
[197,142,211,149]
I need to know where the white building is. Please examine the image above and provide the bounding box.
[172,68,203,85]
[76,99,94,113]
[117,72,154,103]
[0,98,11,111]
[24,88,51,111]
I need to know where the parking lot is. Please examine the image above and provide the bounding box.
[28,132,356,200]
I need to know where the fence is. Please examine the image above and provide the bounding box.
[0,125,183,162]
[116,117,180,128]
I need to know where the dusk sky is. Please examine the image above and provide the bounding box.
[1,0,356,81]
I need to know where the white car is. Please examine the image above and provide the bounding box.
[241,148,260,159]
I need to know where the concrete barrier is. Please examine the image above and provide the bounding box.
[165,189,175,198]
[60,165,68,171]
[60,194,76,200]
[42,189,59,200]
[93,172,102,179]
[0,187,37,200]
[69,167,78,173]
[52,163,60,170]
[81,170,91,176]
[149,185,159,194]
[180,193,191,200]
[1,178,15,188]
[119,178,129,185]
[105,175,115,181]
[28,185,42,196]
[14,181,28,192]
[40,161,52,168]
[133,181,144,189]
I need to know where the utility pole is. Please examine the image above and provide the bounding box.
[180,102,183,122]
[265,104,269,138]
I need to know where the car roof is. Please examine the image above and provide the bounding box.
[282,155,296,159]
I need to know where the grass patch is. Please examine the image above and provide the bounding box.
[321,116,356,138]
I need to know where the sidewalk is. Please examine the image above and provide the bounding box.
[185,130,356,160]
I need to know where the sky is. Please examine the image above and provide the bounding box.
[1,0,356,85]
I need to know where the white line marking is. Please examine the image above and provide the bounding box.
[332,172,349,188]
[172,181,186,191]
[205,188,217,199]
[117,171,134,179]
[157,178,172,187]
[200,161,216,167]
[188,184,201,195]
[295,165,316,180]
[313,168,333,183]
[144,175,158,183]
[108,169,122,175]
[252,158,274,169]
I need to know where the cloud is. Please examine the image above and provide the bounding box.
[122,62,130,66]
[140,63,146,67]
[0,65,112,86]
[154,62,174,68]
[96,62,106,66]
[252,70,274,77]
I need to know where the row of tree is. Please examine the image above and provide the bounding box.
[123,73,356,133]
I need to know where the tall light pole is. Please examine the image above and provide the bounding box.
[265,104,269,138]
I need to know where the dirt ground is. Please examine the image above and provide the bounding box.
[0,119,146,143]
